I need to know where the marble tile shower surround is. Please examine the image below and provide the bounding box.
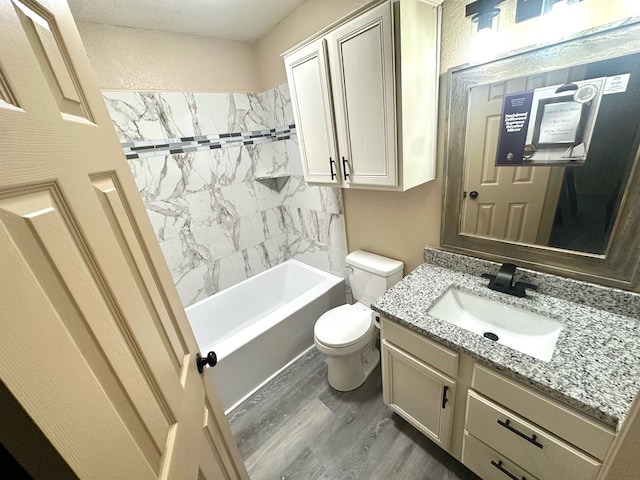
[122,125,296,160]
[103,84,347,307]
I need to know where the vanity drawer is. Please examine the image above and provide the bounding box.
[381,317,458,378]
[472,364,615,460]
[462,430,539,480]
[466,390,601,480]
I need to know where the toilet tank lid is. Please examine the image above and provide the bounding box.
[346,250,403,277]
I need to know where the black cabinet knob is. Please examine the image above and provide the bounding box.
[196,351,217,373]
[469,190,479,199]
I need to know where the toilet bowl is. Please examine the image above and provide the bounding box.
[313,250,404,392]
[314,302,380,391]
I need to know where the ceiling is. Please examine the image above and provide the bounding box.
[67,0,309,42]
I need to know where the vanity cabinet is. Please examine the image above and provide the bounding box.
[379,318,617,480]
[381,318,458,449]
[462,365,615,480]
[465,391,600,480]
[282,0,441,191]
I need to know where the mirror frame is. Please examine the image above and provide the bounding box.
[442,18,640,291]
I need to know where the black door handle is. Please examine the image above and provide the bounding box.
[342,157,350,180]
[196,351,217,373]
[442,386,449,408]
[329,157,337,180]
[469,190,479,199]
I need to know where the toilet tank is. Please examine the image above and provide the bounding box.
[346,250,404,306]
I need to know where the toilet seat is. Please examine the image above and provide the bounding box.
[314,303,374,348]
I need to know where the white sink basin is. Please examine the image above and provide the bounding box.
[428,288,562,362]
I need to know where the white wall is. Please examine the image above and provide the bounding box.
[77,22,261,92]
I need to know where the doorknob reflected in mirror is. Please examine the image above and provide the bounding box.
[469,191,479,199]
[196,351,217,373]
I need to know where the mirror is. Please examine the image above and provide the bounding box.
[443,19,640,291]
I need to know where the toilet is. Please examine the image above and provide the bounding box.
[314,250,403,391]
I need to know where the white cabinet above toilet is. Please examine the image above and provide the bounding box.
[282,0,442,191]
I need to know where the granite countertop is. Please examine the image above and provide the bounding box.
[372,259,640,430]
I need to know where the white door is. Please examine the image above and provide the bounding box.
[0,1,248,479]
[462,76,556,243]
[285,39,341,184]
[381,341,456,450]
[327,1,397,188]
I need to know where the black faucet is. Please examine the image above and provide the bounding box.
[481,263,537,298]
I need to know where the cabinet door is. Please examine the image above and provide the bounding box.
[327,1,397,187]
[381,340,456,450]
[285,39,341,184]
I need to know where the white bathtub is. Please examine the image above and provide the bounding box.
[186,259,345,412]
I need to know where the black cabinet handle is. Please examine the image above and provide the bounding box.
[497,419,543,449]
[196,351,217,373]
[342,157,350,180]
[441,386,449,409]
[329,157,337,180]
[491,460,526,480]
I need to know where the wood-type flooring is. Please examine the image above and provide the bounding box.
[228,347,481,480]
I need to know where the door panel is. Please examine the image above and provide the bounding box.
[12,0,92,121]
[285,39,340,184]
[0,187,174,461]
[328,1,396,187]
[91,174,187,370]
[0,66,20,109]
[1,222,159,478]
[339,25,386,174]
[462,77,553,243]
[0,1,247,479]
[382,341,455,450]
[505,203,527,241]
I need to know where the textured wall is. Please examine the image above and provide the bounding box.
[78,22,261,92]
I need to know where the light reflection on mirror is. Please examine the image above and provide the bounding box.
[460,51,640,255]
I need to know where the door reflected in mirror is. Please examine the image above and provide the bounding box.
[460,52,640,255]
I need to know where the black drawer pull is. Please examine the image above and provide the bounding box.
[329,157,337,180]
[497,419,543,449]
[491,460,526,480]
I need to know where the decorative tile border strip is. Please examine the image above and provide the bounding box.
[123,124,296,159]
